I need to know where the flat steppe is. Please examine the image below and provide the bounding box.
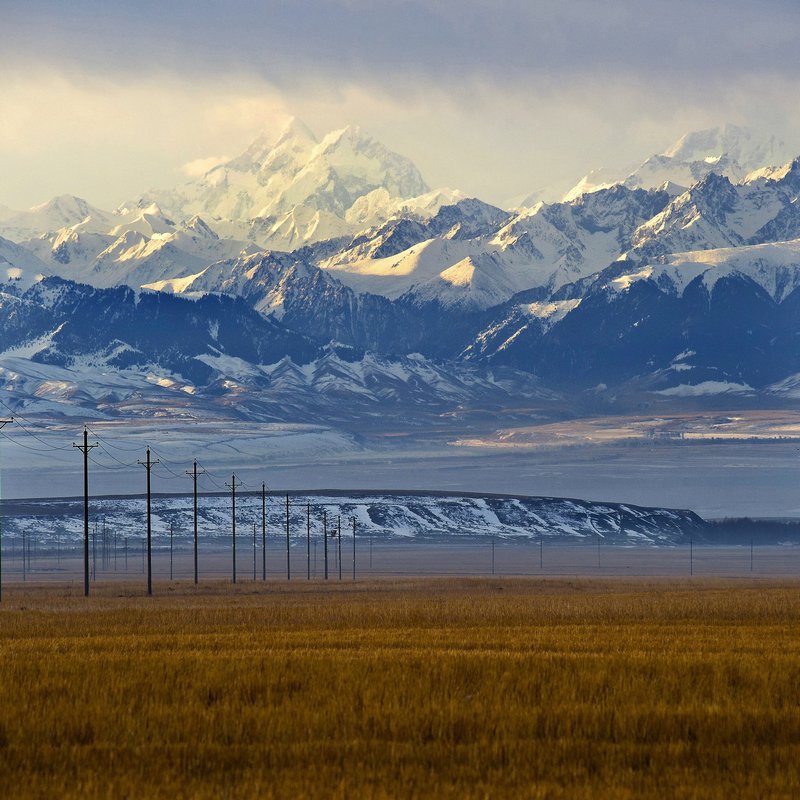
[1,578,799,798]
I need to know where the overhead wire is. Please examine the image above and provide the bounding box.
[84,424,143,453]
[0,399,74,451]
[0,429,75,462]
[88,453,139,472]
[0,405,271,498]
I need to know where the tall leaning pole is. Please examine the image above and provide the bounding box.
[0,418,14,603]
[73,427,98,597]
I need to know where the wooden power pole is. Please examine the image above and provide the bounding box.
[73,426,98,597]
[261,483,267,581]
[337,516,342,581]
[137,447,159,596]
[285,493,290,581]
[0,418,13,602]
[225,474,242,584]
[185,460,204,584]
[323,509,328,580]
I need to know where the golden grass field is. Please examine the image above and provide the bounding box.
[1,578,799,798]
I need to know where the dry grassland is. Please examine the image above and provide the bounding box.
[1,578,799,798]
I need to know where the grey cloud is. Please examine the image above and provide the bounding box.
[4,0,800,92]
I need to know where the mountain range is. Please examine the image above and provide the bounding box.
[1,121,799,424]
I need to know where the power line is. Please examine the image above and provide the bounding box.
[0,409,73,451]
[84,424,143,453]
[0,430,74,462]
[196,462,226,490]
[93,445,139,468]
[88,453,139,472]
[147,445,186,469]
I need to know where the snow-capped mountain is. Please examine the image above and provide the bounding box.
[563,124,794,201]
[312,187,669,310]
[2,120,800,413]
[0,275,551,424]
[464,232,800,394]
[0,235,48,286]
[0,195,118,243]
[131,118,434,250]
[18,207,260,289]
[629,159,800,260]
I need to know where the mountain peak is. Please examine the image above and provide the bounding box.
[663,123,791,171]
[29,194,94,215]
[274,116,318,148]
[317,124,367,151]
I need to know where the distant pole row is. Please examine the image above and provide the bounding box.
[0,420,370,599]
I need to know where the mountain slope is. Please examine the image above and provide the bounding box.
[467,242,800,393]
[316,186,669,309]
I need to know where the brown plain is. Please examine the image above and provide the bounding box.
[1,578,799,798]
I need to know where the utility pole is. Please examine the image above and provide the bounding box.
[261,483,267,581]
[307,502,311,580]
[323,509,328,580]
[492,534,495,575]
[252,521,257,581]
[352,517,356,581]
[169,522,173,581]
[185,460,204,585]
[285,493,290,581]
[225,474,242,584]
[137,447,159,596]
[73,426,98,597]
[337,516,342,581]
[0,418,13,603]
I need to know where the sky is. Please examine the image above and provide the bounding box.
[2,0,800,209]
